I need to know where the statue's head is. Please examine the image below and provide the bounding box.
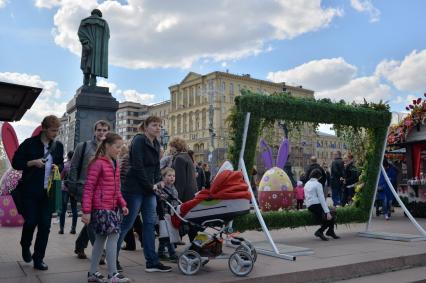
[91,9,102,17]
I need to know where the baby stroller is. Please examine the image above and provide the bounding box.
[163,170,257,277]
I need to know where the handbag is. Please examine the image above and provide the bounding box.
[91,209,122,235]
[161,214,180,244]
[11,141,57,216]
[66,141,87,201]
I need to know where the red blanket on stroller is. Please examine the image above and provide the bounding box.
[172,170,250,228]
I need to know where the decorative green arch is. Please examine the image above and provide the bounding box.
[228,91,392,231]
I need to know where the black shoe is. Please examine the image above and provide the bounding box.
[326,230,340,239]
[22,247,32,263]
[99,253,106,265]
[58,228,64,234]
[70,227,76,234]
[117,260,123,272]
[121,245,136,251]
[75,250,87,259]
[314,231,329,241]
[33,261,48,271]
[145,262,172,273]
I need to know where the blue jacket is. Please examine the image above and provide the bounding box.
[378,166,397,201]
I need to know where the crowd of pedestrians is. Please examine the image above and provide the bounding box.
[15,114,395,281]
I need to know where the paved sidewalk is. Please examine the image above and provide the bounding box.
[1,209,426,283]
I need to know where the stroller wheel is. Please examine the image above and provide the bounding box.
[236,242,257,263]
[228,250,253,277]
[178,250,202,275]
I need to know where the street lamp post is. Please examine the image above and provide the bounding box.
[160,127,169,150]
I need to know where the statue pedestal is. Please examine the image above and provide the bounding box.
[66,86,118,150]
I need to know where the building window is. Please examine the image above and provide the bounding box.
[222,81,226,92]
[230,83,234,94]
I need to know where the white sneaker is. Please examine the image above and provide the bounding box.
[108,272,130,283]
[385,215,389,220]
[88,271,106,283]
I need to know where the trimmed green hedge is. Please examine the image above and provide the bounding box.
[228,91,392,231]
[233,206,367,232]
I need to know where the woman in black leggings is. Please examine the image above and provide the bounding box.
[304,169,340,241]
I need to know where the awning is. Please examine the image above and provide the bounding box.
[0,81,42,122]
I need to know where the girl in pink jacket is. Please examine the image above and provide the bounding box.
[81,133,130,283]
[295,181,305,210]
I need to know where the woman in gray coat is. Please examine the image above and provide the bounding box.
[169,137,198,242]
[169,137,197,203]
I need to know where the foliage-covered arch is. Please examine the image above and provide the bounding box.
[228,91,392,231]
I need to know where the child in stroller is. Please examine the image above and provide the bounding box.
[158,169,257,277]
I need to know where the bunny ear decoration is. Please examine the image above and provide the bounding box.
[1,122,19,162]
[259,138,274,170]
[31,125,42,137]
[276,138,289,169]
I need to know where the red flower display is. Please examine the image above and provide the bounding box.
[388,92,426,145]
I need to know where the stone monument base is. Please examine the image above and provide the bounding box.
[66,86,118,150]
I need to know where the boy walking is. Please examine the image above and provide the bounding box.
[157,168,180,262]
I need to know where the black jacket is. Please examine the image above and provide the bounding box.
[344,161,359,187]
[196,166,206,190]
[123,134,161,195]
[12,134,64,198]
[331,157,345,184]
[304,163,327,187]
[172,152,197,202]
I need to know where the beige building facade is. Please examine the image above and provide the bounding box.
[168,71,315,166]
[148,100,170,133]
[314,131,347,168]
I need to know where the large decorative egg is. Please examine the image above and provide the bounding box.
[0,195,24,226]
[258,167,294,211]
[0,167,22,196]
[0,168,24,226]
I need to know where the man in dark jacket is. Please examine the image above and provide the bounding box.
[330,151,345,207]
[196,161,206,191]
[12,115,64,270]
[304,156,327,188]
[342,153,359,206]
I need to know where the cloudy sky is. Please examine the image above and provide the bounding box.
[1,0,426,139]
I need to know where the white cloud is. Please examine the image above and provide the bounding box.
[317,76,391,103]
[98,79,156,104]
[376,50,426,93]
[350,0,380,22]
[98,79,118,94]
[267,57,394,103]
[267,57,357,91]
[40,0,342,69]
[121,90,155,105]
[0,0,7,9]
[35,0,61,9]
[0,72,66,140]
